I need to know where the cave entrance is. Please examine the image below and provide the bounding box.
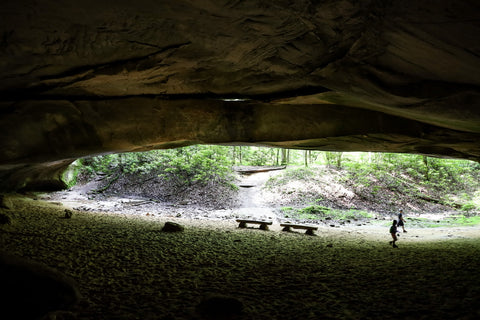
[47,146,480,229]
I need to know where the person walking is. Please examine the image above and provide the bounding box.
[389,220,399,248]
[398,209,407,233]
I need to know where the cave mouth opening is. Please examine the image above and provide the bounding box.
[44,146,480,230]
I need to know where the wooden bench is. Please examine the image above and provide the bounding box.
[236,219,273,230]
[280,223,318,235]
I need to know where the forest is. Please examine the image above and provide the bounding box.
[64,145,480,218]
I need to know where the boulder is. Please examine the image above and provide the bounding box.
[161,222,184,233]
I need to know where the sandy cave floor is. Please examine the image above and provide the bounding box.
[1,194,480,320]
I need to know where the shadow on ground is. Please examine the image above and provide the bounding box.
[1,195,480,319]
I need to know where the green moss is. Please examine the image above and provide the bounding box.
[461,202,478,212]
[408,215,480,228]
[62,160,82,189]
[281,205,373,221]
[452,215,480,226]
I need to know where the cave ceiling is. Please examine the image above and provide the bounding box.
[0,0,479,190]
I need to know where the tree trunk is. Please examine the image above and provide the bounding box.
[336,152,343,168]
[281,148,288,166]
[423,156,430,181]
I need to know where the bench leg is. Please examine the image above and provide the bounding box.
[305,229,315,236]
[282,226,291,232]
[238,221,247,228]
[260,223,269,231]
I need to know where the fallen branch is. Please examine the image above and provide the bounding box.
[124,200,154,206]
[234,166,286,174]
[417,195,462,209]
[90,173,120,194]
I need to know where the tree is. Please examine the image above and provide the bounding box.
[423,155,430,180]
[324,152,343,168]
[281,149,289,165]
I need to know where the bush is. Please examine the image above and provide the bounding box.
[299,205,331,215]
[265,167,316,188]
[461,202,478,213]
[159,146,236,189]
[76,146,237,191]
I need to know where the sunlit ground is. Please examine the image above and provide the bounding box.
[1,195,480,320]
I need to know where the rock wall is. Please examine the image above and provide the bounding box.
[0,0,479,190]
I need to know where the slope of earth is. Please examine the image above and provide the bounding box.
[260,165,473,215]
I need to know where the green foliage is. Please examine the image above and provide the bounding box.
[246,147,276,166]
[408,215,480,228]
[159,146,235,188]
[460,202,478,213]
[263,151,480,215]
[300,205,331,215]
[265,167,316,189]
[61,160,82,188]
[283,204,331,219]
[453,215,480,226]
[324,152,343,168]
[281,206,321,220]
[78,146,237,190]
[336,209,373,220]
[81,154,121,175]
[339,154,480,207]
[70,148,480,214]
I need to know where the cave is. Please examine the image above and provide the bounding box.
[1,0,479,191]
[1,1,480,319]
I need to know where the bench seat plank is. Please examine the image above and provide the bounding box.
[236,219,273,230]
[280,223,318,230]
[280,223,318,235]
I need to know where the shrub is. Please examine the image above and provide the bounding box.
[461,202,478,213]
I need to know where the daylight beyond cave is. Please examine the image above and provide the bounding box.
[0,0,480,191]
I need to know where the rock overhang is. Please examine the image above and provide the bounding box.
[0,0,479,190]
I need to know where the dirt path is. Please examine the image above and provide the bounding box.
[234,170,278,220]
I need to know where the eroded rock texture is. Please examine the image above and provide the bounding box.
[0,0,479,190]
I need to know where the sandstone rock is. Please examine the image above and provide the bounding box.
[161,222,184,233]
[0,0,479,191]
[64,209,73,219]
